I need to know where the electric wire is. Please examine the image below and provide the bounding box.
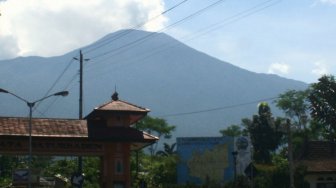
[36,0,281,116]
[32,58,76,116]
[181,0,281,43]
[88,0,227,61]
[83,0,189,54]
[84,0,280,77]
[157,97,278,118]
[29,0,187,115]
[40,72,79,116]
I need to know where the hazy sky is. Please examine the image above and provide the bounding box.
[0,0,335,83]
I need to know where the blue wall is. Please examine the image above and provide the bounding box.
[177,137,234,185]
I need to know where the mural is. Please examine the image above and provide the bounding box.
[177,137,235,185]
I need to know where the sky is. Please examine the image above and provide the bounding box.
[0,0,335,83]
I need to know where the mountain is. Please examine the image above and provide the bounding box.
[0,29,308,138]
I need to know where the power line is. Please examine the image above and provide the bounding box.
[181,0,281,43]
[37,0,281,116]
[40,72,78,116]
[88,0,227,61]
[33,58,75,113]
[42,58,75,96]
[83,0,189,55]
[84,0,280,76]
[158,97,278,118]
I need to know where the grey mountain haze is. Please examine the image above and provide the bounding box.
[0,29,308,138]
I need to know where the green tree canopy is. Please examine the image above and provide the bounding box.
[135,116,175,139]
[274,89,309,130]
[308,75,336,141]
[219,124,243,137]
[135,116,175,155]
[156,143,176,156]
[246,102,283,163]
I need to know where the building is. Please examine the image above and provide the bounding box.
[297,141,336,188]
[0,92,158,188]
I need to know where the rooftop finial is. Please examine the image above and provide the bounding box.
[112,85,119,101]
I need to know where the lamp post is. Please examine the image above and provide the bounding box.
[232,151,238,187]
[0,88,68,188]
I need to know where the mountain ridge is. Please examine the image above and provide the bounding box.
[0,29,308,137]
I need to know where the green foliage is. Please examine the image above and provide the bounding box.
[270,155,289,188]
[131,118,177,188]
[294,165,309,188]
[0,156,50,186]
[309,75,336,141]
[82,157,100,188]
[224,175,250,188]
[135,116,176,155]
[44,157,100,188]
[156,142,177,156]
[134,154,178,188]
[0,155,20,187]
[246,102,283,163]
[33,156,53,168]
[307,119,328,140]
[44,158,76,178]
[275,89,309,130]
[219,124,242,137]
[243,154,309,188]
[135,116,176,139]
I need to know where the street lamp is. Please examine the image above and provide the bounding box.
[232,151,238,187]
[0,88,69,188]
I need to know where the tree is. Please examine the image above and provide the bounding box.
[219,124,242,137]
[45,157,100,188]
[308,75,336,141]
[246,102,283,163]
[133,116,177,187]
[137,155,177,188]
[275,89,309,130]
[135,116,175,155]
[156,143,176,156]
[0,155,21,186]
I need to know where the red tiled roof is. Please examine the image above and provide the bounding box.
[85,99,150,125]
[299,160,336,173]
[300,141,336,160]
[297,141,336,173]
[95,99,150,113]
[0,117,158,144]
[0,117,87,138]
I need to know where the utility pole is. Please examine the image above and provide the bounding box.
[287,119,295,188]
[78,50,83,186]
[74,50,89,188]
[232,151,238,188]
[79,50,83,119]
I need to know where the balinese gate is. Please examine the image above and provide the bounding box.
[0,92,158,188]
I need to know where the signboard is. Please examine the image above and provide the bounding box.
[12,169,39,185]
[177,137,234,185]
[0,138,104,155]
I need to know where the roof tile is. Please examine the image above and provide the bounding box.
[0,117,87,137]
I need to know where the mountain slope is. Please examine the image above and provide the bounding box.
[0,29,307,137]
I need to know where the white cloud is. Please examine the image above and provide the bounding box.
[268,63,290,75]
[0,0,167,59]
[319,0,336,5]
[312,61,329,76]
[0,35,19,59]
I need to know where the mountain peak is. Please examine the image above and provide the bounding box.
[0,29,307,138]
